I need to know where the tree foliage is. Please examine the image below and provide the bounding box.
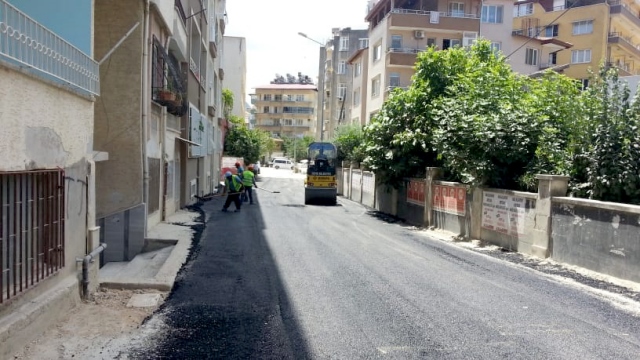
[331,124,366,164]
[224,126,272,165]
[222,88,234,118]
[282,135,315,162]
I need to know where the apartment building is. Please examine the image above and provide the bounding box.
[480,0,572,75]
[512,0,640,82]
[222,36,248,119]
[94,0,225,264]
[0,0,102,357]
[320,28,369,138]
[251,81,318,138]
[364,0,481,119]
[347,47,370,126]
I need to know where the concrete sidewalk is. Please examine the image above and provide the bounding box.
[100,209,203,291]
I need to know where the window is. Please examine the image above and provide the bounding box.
[373,43,382,61]
[353,89,361,106]
[284,119,293,126]
[354,62,362,77]
[389,72,400,88]
[296,94,305,101]
[545,24,559,37]
[391,35,403,49]
[263,106,269,113]
[571,49,591,63]
[263,94,272,101]
[579,79,589,90]
[490,42,502,54]
[525,48,538,65]
[372,77,381,97]
[338,60,347,74]
[513,3,533,17]
[274,94,282,101]
[359,38,369,49]
[572,20,593,35]
[443,39,461,50]
[286,94,294,101]
[338,83,347,99]
[273,107,279,113]
[481,5,503,23]
[548,52,557,65]
[449,2,465,17]
[340,36,349,51]
[427,38,437,47]
[295,119,304,125]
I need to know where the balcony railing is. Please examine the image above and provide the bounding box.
[0,0,99,95]
[390,8,480,19]
[388,47,422,54]
[609,0,640,29]
[608,32,640,58]
[152,37,187,116]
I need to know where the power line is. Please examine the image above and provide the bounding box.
[505,0,582,60]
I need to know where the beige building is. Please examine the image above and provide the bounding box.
[347,47,370,126]
[94,0,226,264]
[222,36,248,120]
[0,0,103,357]
[364,0,482,120]
[480,0,572,75]
[251,84,318,138]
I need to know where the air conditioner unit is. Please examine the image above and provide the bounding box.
[414,30,425,39]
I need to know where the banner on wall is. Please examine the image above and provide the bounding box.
[432,184,466,215]
[407,179,426,206]
[481,191,529,237]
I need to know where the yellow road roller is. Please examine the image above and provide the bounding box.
[304,142,338,205]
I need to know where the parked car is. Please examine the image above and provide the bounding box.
[272,158,294,170]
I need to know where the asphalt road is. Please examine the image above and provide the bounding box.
[127,167,640,360]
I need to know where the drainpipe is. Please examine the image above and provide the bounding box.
[76,243,107,300]
[142,0,151,235]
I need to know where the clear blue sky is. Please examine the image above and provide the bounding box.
[225,0,369,103]
[7,0,92,55]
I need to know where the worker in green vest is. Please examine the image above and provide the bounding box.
[242,166,257,205]
[222,171,244,212]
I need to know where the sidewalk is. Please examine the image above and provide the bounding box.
[100,208,203,291]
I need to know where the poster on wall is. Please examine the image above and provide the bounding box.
[407,179,426,206]
[432,184,466,215]
[481,191,528,236]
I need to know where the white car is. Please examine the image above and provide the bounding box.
[272,158,294,169]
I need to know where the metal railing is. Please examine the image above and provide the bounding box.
[390,8,480,19]
[0,0,99,95]
[388,47,422,54]
[1,169,65,304]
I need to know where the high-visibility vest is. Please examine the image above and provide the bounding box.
[242,170,255,187]
[226,175,242,192]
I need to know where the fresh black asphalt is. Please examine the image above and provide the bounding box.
[125,169,640,359]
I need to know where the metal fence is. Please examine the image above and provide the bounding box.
[1,169,65,304]
[0,0,100,95]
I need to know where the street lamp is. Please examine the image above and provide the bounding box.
[298,32,326,141]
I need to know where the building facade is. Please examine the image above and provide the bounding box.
[364,0,482,119]
[251,83,318,139]
[0,0,102,357]
[512,0,640,82]
[320,28,369,139]
[347,47,370,126]
[93,0,226,264]
[222,36,248,119]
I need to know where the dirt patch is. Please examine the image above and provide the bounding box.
[13,288,167,360]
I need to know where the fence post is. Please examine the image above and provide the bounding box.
[424,167,443,228]
[532,174,569,258]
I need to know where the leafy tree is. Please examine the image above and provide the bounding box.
[331,124,366,163]
[228,115,245,127]
[282,135,315,162]
[224,126,265,165]
[222,89,234,118]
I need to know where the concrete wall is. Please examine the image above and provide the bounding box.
[551,197,640,283]
[93,0,144,218]
[222,36,247,119]
[0,48,94,360]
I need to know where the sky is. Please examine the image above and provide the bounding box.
[225,0,369,105]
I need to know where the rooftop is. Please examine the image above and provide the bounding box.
[254,84,318,90]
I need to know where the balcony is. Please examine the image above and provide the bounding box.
[609,1,640,30]
[152,37,187,116]
[608,32,640,58]
[386,48,420,67]
[0,0,99,95]
[209,40,217,58]
[387,8,480,32]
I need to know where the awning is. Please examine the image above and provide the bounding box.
[176,137,201,146]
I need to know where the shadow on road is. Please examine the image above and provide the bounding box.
[127,190,312,359]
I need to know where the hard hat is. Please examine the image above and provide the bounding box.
[248,166,254,171]
[235,162,240,167]
[225,171,232,177]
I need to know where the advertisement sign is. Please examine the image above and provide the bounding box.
[407,179,426,206]
[432,184,466,215]
[481,191,528,236]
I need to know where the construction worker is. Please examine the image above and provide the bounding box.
[242,166,257,204]
[222,171,243,212]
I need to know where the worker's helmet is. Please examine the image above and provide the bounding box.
[235,162,241,167]
[248,166,254,171]
[225,171,232,178]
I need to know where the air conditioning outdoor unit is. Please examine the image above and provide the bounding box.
[414,30,425,39]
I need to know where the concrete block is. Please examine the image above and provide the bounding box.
[126,293,162,308]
